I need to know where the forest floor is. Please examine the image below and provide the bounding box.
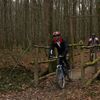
[0,72,100,100]
[0,49,100,100]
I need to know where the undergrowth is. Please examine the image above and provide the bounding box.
[0,66,34,92]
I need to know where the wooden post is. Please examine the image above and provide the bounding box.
[34,47,39,87]
[69,16,74,69]
[86,69,100,86]
[80,47,85,83]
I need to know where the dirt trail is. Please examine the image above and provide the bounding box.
[0,51,99,100]
[71,68,81,80]
[0,70,99,100]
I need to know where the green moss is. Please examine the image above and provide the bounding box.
[0,66,34,92]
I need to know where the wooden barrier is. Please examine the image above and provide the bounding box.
[34,48,39,87]
[31,43,100,86]
[83,57,100,86]
[86,69,100,86]
[80,45,100,85]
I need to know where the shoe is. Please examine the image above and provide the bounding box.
[65,77,72,82]
[67,70,71,76]
[68,78,72,82]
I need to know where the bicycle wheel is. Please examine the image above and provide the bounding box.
[56,66,65,89]
[90,52,96,61]
[90,53,93,61]
[93,53,96,60]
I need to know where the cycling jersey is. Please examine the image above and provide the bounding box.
[49,37,68,56]
[49,36,70,71]
[88,37,99,46]
[88,36,99,53]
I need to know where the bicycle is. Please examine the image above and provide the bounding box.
[90,52,96,61]
[89,45,98,62]
[56,63,66,89]
[49,55,71,89]
[55,55,71,89]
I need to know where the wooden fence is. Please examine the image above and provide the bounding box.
[31,44,100,87]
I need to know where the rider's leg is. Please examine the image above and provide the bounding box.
[63,56,70,71]
[63,56,72,81]
[58,56,63,65]
[58,56,72,81]
[58,57,67,76]
[58,57,65,71]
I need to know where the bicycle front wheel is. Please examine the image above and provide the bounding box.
[56,68,65,89]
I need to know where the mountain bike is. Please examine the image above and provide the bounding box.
[89,45,98,62]
[90,52,96,61]
[55,55,71,89]
[56,64,66,89]
[49,55,71,89]
[90,50,96,62]
[90,50,98,73]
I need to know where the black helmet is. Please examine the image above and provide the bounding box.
[91,33,96,39]
[92,33,95,36]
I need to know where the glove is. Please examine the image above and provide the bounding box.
[58,55,63,58]
[50,49,53,55]
[49,49,53,59]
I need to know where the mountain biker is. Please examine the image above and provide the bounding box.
[49,31,71,81]
[88,33,99,61]
[88,33,99,46]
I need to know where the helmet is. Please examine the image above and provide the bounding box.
[92,33,95,36]
[52,31,61,37]
[91,33,96,39]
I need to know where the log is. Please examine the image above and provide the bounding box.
[84,57,100,69]
[30,57,57,65]
[39,72,55,82]
[32,72,55,85]
[33,44,100,49]
[86,69,100,86]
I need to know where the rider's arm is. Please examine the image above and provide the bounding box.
[49,41,55,58]
[95,37,99,44]
[88,38,92,46]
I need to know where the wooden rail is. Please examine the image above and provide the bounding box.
[86,69,100,86]
[84,57,100,86]
[32,44,100,87]
[31,57,58,65]
[84,57,100,68]
[33,44,100,49]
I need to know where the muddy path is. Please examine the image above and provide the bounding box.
[0,50,100,100]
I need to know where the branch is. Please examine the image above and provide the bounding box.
[84,57,100,68]
[86,69,100,86]
[39,72,55,82]
[30,57,58,65]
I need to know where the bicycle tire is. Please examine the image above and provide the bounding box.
[93,53,96,60]
[56,66,65,89]
[90,53,96,61]
[90,53,93,61]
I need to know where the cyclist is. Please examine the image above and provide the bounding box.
[49,31,71,81]
[88,33,99,46]
[88,33,99,61]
